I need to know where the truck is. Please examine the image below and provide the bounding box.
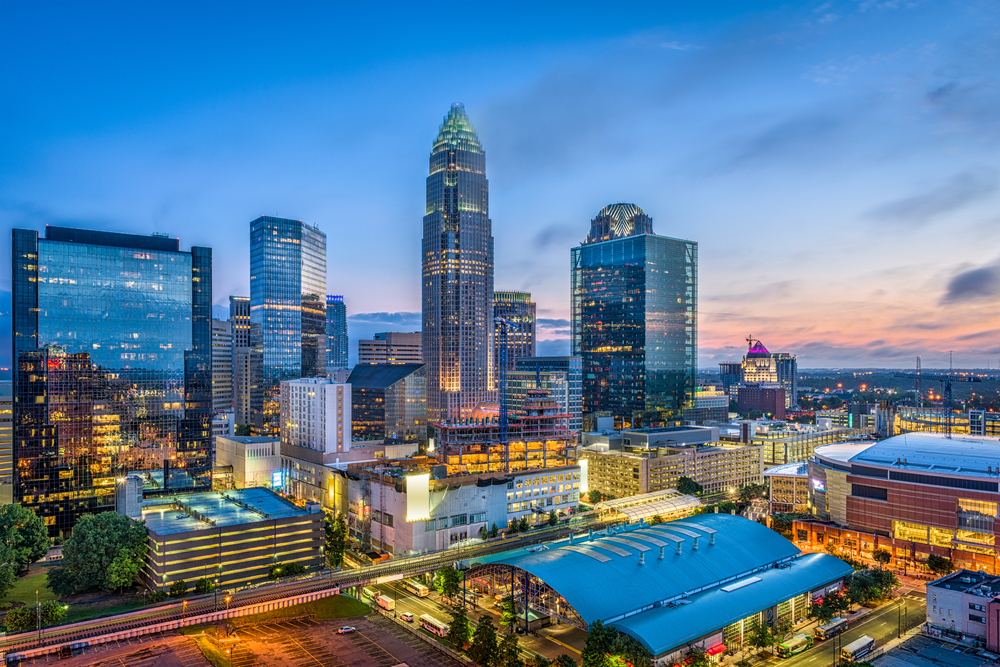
[376,594,395,611]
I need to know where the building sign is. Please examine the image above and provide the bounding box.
[406,473,431,522]
[272,470,284,488]
[811,478,825,492]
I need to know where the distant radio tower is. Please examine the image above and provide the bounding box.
[915,356,922,408]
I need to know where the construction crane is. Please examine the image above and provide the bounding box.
[894,363,981,439]
[494,315,519,472]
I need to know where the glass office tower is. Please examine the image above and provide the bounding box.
[493,291,536,374]
[326,295,348,370]
[571,204,697,429]
[11,226,212,535]
[250,216,327,384]
[422,103,495,421]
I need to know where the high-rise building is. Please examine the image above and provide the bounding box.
[358,332,422,364]
[725,338,798,410]
[421,104,495,421]
[571,204,697,429]
[515,356,583,433]
[326,295,348,370]
[0,381,12,505]
[279,378,351,454]
[229,296,250,347]
[250,216,327,385]
[12,226,212,534]
[493,291,535,373]
[348,363,427,443]
[211,319,233,413]
[233,322,264,434]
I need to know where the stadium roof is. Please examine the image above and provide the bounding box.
[848,432,1000,480]
[468,513,850,655]
[594,489,701,521]
[347,363,425,390]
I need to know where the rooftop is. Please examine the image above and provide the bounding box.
[928,569,1000,597]
[593,489,701,521]
[815,432,1000,480]
[764,462,809,477]
[347,363,425,389]
[432,103,482,154]
[142,488,311,535]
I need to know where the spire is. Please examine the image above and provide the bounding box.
[432,103,482,154]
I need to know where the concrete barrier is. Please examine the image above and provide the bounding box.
[3,586,340,662]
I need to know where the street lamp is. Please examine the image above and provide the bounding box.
[183,600,188,620]
[225,595,231,612]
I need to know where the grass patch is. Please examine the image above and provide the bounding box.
[233,594,369,626]
[64,598,146,624]
[2,570,57,606]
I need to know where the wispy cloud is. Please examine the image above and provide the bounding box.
[347,312,421,327]
[865,168,998,226]
[941,258,1000,304]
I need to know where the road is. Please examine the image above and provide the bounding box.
[779,593,926,667]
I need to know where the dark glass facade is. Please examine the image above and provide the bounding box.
[250,216,327,432]
[571,205,697,428]
[493,291,536,374]
[347,363,426,443]
[11,226,212,535]
[326,295,348,370]
[422,104,495,421]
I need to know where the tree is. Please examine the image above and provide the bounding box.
[738,483,768,506]
[498,632,524,667]
[676,477,703,496]
[927,554,954,576]
[683,645,709,667]
[235,424,251,436]
[529,657,552,667]
[647,515,664,525]
[507,519,520,534]
[745,619,774,656]
[518,516,529,532]
[0,505,50,572]
[490,523,500,539]
[547,510,558,527]
[195,578,215,594]
[467,615,499,666]
[433,565,461,601]
[46,511,148,596]
[554,656,577,667]
[147,590,168,603]
[446,605,472,648]
[4,606,34,633]
[872,548,892,569]
[169,580,189,598]
[40,600,66,626]
[772,617,792,641]
[499,594,517,633]
[325,513,348,568]
[581,619,615,667]
[809,589,849,623]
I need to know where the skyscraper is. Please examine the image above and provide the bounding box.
[250,216,327,383]
[12,226,212,534]
[229,295,251,347]
[734,337,798,409]
[571,204,697,429]
[211,319,233,413]
[421,104,495,421]
[493,291,536,374]
[326,295,348,370]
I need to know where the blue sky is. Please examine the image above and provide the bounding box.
[2,0,999,369]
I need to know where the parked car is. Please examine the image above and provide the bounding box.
[337,626,356,634]
[400,612,414,622]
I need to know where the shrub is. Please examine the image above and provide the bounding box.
[195,578,215,594]
[169,580,189,598]
[4,607,35,633]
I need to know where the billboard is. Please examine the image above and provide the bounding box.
[272,470,284,488]
[406,473,431,522]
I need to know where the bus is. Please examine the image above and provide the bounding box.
[841,636,875,662]
[377,594,395,611]
[361,587,376,601]
[419,614,449,638]
[815,617,848,640]
[776,634,813,658]
[404,579,430,597]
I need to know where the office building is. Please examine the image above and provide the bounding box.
[763,462,809,513]
[250,215,327,385]
[359,332,422,365]
[421,103,495,422]
[798,433,1000,574]
[12,226,212,535]
[730,422,861,467]
[140,488,323,591]
[432,390,576,474]
[718,362,742,397]
[925,570,1000,648]
[0,382,11,505]
[348,363,426,443]
[507,370,570,431]
[683,386,730,424]
[212,412,235,439]
[211,319,233,413]
[722,338,798,410]
[515,356,582,433]
[571,203,696,429]
[229,296,250,347]
[279,377,351,455]
[737,383,786,419]
[493,291,535,372]
[346,458,581,555]
[326,295,348,370]
[894,407,1000,437]
[215,436,281,489]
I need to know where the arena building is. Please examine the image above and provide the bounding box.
[465,513,851,662]
[797,433,1000,574]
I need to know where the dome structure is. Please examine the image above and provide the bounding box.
[432,103,482,154]
[584,203,654,244]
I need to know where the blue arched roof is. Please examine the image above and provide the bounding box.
[469,514,852,656]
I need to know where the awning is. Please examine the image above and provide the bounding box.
[707,644,727,656]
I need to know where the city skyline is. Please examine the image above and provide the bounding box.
[2,2,1000,370]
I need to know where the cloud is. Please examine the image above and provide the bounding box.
[533,223,581,249]
[865,168,998,225]
[725,114,843,168]
[941,260,1000,304]
[538,338,570,357]
[347,312,421,327]
[537,318,570,328]
[661,41,696,51]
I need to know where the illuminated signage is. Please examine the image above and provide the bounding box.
[811,478,825,492]
[272,470,284,488]
[406,473,431,522]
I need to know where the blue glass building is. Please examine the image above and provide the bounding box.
[571,204,697,429]
[11,226,212,535]
[326,295,348,370]
[250,216,327,384]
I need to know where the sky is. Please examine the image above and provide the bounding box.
[2,0,999,370]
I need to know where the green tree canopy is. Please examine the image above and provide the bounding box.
[553,656,577,667]
[40,600,66,626]
[325,513,348,568]
[0,505,50,571]
[4,606,34,633]
[46,511,148,596]
[872,548,892,568]
[548,510,558,527]
[235,424,251,436]
[500,594,517,632]
[926,554,954,576]
[677,477,703,496]
[498,632,524,667]
[446,605,472,648]
[468,615,499,666]
[745,619,775,656]
[518,516,530,532]
[433,565,461,601]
